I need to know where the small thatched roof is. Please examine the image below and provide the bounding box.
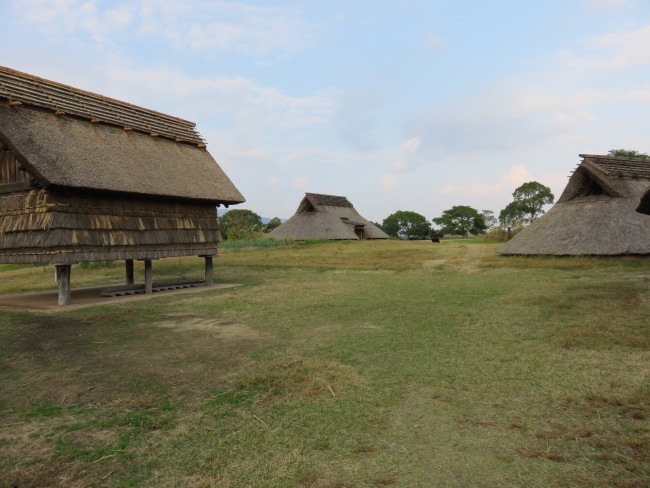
[497,154,650,255]
[270,192,388,240]
[0,66,245,205]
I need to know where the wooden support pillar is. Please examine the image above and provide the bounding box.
[144,259,153,294]
[204,256,214,286]
[125,259,135,285]
[55,264,72,306]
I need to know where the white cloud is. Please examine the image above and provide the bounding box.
[504,165,535,189]
[626,86,650,102]
[292,176,308,189]
[13,0,318,61]
[584,0,630,9]
[382,175,397,190]
[442,165,534,199]
[557,24,650,72]
[423,32,447,51]
[89,61,336,137]
[390,137,423,173]
[269,177,283,187]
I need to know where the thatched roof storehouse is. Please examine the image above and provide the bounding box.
[0,66,245,303]
[270,193,388,240]
[497,154,650,255]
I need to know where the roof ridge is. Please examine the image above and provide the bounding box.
[0,66,196,126]
[0,66,205,146]
[579,153,650,162]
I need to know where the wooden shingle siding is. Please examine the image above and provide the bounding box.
[0,66,244,268]
[0,149,30,187]
[0,190,220,264]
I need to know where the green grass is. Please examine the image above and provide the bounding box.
[0,240,648,487]
[219,237,293,249]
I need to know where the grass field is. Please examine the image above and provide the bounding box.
[0,239,648,487]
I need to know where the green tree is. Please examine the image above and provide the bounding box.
[498,201,525,228]
[264,217,283,233]
[219,209,263,240]
[381,211,431,239]
[608,149,648,159]
[481,209,498,229]
[432,205,487,237]
[507,181,554,223]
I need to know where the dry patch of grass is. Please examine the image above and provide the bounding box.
[1,241,649,487]
[228,355,366,405]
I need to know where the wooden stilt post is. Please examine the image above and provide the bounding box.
[125,259,134,285]
[204,255,214,286]
[144,259,153,294]
[55,264,72,305]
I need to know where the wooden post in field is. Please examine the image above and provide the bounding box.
[204,255,214,286]
[144,259,153,294]
[125,259,134,285]
[55,264,72,305]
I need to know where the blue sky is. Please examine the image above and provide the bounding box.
[1,0,649,222]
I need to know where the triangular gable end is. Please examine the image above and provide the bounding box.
[637,190,650,215]
[0,142,32,191]
[558,162,621,203]
[297,197,316,213]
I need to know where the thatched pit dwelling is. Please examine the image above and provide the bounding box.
[0,66,245,304]
[497,154,650,255]
[269,193,388,240]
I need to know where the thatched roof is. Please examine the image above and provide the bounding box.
[0,66,203,145]
[0,66,245,205]
[497,154,650,255]
[270,192,388,240]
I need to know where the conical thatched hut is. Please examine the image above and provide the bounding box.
[497,154,650,255]
[0,66,245,304]
[269,193,388,240]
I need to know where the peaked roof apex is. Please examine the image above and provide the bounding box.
[305,192,353,207]
[579,154,650,179]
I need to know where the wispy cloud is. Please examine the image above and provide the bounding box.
[423,32,447,52]
[391,137,422,172]
[382,175,397,190]
[291,176,308,189]
[557,24,650,72]
[584,0,630,10]
[90,60,336,137]
[13,0,318,61]
[626,85,650,102]
[443,165,564,200]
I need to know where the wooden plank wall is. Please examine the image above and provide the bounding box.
[0,189,221,264]
[0,150,30,186]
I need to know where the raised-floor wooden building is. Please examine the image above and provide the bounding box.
[0,66,245,304]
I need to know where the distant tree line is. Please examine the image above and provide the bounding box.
[379,181,555,240]
[219,209,283,240]
[218,180,555,241]
[218,149,649,241]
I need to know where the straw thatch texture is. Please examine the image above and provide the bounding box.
[0,190,220,264]
[0,65,203,145]
[0,104,244,204]
[269,193,388,240]
[497,155,650,255]
[0,66,245,265]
